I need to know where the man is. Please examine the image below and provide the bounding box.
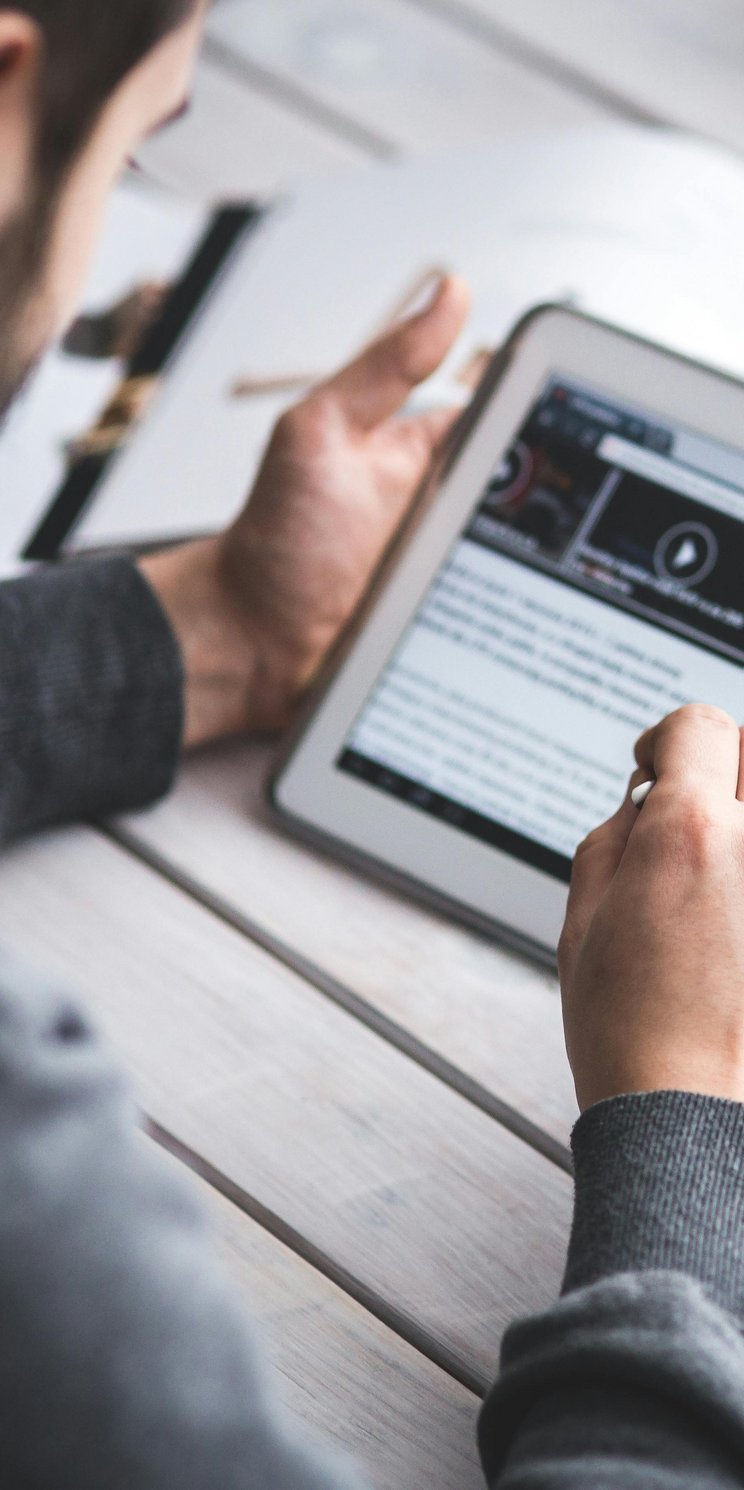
[0,2,743,1486]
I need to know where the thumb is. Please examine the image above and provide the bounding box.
[321,273,471,432]
[393,402,464,462]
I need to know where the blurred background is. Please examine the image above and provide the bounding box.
[7,0,744,565]
[139,0,744,200]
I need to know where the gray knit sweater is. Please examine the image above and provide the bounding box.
[1,555,743,1489]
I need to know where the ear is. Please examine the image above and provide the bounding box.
[0,11,41,219]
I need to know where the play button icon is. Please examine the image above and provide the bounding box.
[653,521,718,586]
[669,537,699,571]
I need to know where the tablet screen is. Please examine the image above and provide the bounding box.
[337,376,744,881]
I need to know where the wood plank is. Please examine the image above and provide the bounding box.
[115,741,579,1144]
[418,0,744,155]
[207,0,605,159]
[0,826,572,1389]
[137,52,369,202]
[176,1169,484,1488]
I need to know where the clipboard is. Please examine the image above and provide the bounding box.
[23,203,264,560]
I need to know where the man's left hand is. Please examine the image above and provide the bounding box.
[141,272,470,748]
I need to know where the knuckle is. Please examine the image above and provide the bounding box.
[273,392,337,452]
[573,823,606,861]
[684,801,725,859]
[656,793,726,868]
[303,388,343,434]
[300,386,336,420]
[669,702,738,735]
[271,404,302,444]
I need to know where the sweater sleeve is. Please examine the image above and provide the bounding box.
[0,560,367,1485]
[479,1091,744,1489]
[0,556,183,843]
[0,945,366,1489]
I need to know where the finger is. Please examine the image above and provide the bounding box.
[391,404,463,467]
[322,274,471,432]
[635,703,741,804]
[569,795,635,917]
[559,770,643,978]
[355,406,465,541]
[738,726,744,803]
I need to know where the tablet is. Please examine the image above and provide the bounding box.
[272,305,744,961]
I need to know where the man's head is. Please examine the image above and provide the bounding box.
[0,0,204,415]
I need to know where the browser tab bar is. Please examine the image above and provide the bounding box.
[597,434,744,520]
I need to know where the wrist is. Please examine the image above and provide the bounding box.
[140,538,262,749]
[564,1091,744,1322]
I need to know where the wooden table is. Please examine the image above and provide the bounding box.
[2,4,744,1485]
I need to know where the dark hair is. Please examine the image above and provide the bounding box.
[20,0,195,183]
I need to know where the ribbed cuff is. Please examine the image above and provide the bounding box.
[0,557,184,842]
[564,1090,744,1325]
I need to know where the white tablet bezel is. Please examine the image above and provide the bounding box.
[271,304,744,960]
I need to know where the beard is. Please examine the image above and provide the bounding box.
[0,197,52,425]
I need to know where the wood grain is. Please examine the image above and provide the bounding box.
[208,0,605,158]
[0,825,572,1389]
[173,1164,484,1489]
[116,741,578,1143]
[415,0,744,155]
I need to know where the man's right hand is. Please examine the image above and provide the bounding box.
[558,704,744,1113]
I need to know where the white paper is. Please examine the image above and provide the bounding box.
[8,122,744,554]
